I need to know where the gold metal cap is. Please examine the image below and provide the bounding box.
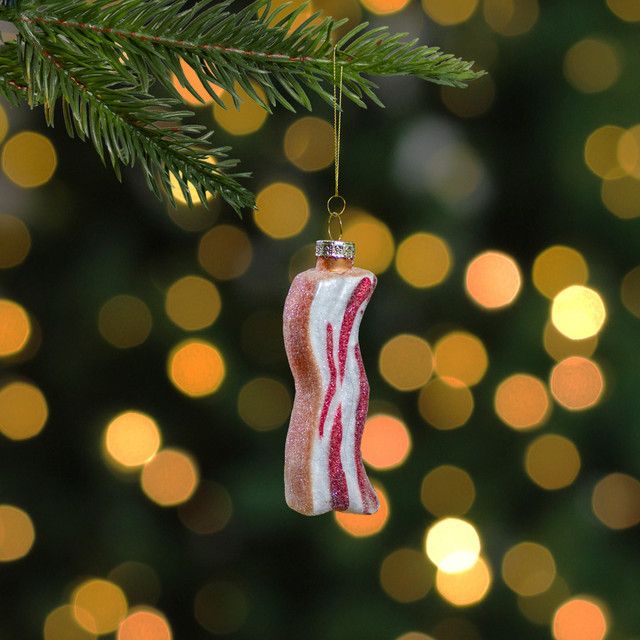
[315,240,356,260]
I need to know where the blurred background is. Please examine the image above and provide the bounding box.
[1,0,640,638]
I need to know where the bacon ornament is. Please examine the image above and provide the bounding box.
[284,240,379,516]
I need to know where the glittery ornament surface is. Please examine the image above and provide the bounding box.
[283,258,378,516]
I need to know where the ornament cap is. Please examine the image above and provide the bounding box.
[315,240,355,260]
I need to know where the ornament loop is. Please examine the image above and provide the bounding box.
[327,211,344,241]
[327,194,346,217]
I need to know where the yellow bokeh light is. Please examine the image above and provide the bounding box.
[44,605,97,640]
[465,251,522,310]
[334,484,389,537]
[425,517,481,574]
[213,83,268,136]
[238,377,292,431]
[607,0,640,21]
[418,377,474,430]
[621,265,640,318]
[361,414,411,470]
[0,504,35,561]
[592,473,640,529]
[379,334,434,391]
[502,542,556,597]
[564,38,620,94]
[551,285,606,340]
[395,233,452,288]
[518,577,570,626]
[73,579,128,635]
[141,448,199,507]
[525,434,581,491]
[194,581,248,635]
[254,182,310,239]
[617,125,640,178]
[198,224,253,280]
[2,131,57,188]
[0,299,31,358]
[435,557,492,607]
[421,465,476,517]
[98,295,152,349]
[441,74,496,119]
[434,332,488,386]
[0,214,31,269]
[553,597,608,640]
[543,322,598,362]
[395,634,434,640]
[483,0,539,36]
[380,548,434,603]
[343,211,395,274]
[550,356,604,411]
[165,276,221,331]
[601,176,640,218]
[0,381,48,441]
[494,374,550,430]
[104,411,162,469]
[361,0,411,15]
[117,608,172,640]
[422,0,478,26]
[167,339,225,397]
[178,480,233,535]
[172,58,223,107]
[533,246,589,299]
[584,125,625,179]
[284,117,334,172]
[0,104,7,143]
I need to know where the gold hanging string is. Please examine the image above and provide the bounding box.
[327,45,346,241]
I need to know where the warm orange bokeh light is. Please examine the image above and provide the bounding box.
[550,357,604,411]
[553,598,608,640]
[334,485,389,537]
[72,579,128,635]
[104,411,162,469]
[141,448,199,507]
[0,299,31,357]
[434,332,488,386]
[465,251,522,309]
[525,434,581,491]
[362,0,411,15]
[361,414,411,470]
[168,340,225,397]
[495,374,550,430]
[0,381,48,441]
[435,557,492,607]
[0,504,35,562]
[117,608,172,640]
[172,58,223,107]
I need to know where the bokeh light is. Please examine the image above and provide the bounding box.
[525,434,581,490]
[564,38,621,93]
[0,299,31,357]
[552,597,608,640]
[533,246,589,299]
[433,332,488,386]
[465,251,522,309]
[501,542,556,596]
[379,334,434,391]
[422,0,478,26]
[334,485,389,537]
[254,182,309,239]
[0,505,35,562]
[165,275,221,331]
[2,131,57,187]
[194,581,248,635]
[361,414,411,470]
[213,83,268,135]
[104,411,161,469]
[550,356,604,411]
[141,448,199,507]
[72,579,128,635]
[284,117,334,171]
[117,608,172,640]
[425,517,481,574]
[380,548,433,603]
[198,224,253,280]
[494,374,550,430]
[421,465,476,517]
[435,557,492,607]
[98,295,152,349]
[601,175,640,218]
[237,377,292,431]
[418,377,474,430]
[343,211,395,274]
[518,577,571,626]
[167,339,225,397]
[617,124,640,178]
[483,0,539,36]
[395,232,452,288]
[172,58,223,107]
[551,285,606,340]
[543,322,598,362]
[584,125,625,179]
[395,634,434,640]
[178,480,233,534]
[0,214,31,269]
[607,0,640,21]
[361,0,411,15]
[169,159,216,207]
[592,473,640,529]
[621,265,640,317]
[44,605,96,640]
[0,380,48,441]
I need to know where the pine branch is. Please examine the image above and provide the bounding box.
[0,42,29,104]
